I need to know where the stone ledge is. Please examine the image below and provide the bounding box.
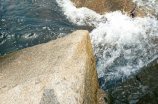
[71,0,156,18]
[0,30,109,104]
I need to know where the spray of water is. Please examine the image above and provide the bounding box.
[57,0,158,89]
[133,0,158,14]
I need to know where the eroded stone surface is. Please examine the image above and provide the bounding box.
[136,93,158,104]
[0,30,103,104]
[97,88,111,104]
[109,57,158,104]
[71,0,156,17]
[40,89,59,104]
[136,57,158,91]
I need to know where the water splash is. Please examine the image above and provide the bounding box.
[57,0,158,89]
[56,0,107,26]
[91,12,158,89]
[133,0,158,14]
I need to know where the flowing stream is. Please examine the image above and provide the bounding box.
[0,0,158,90]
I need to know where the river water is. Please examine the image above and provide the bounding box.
[0,0,158,90]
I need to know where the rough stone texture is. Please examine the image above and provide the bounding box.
[109,78,146,104]
[135,57,158,103]
[109,57,158,104]
[40,89,60,104]
[0,30,106,104]
[71,0,135,14]
[136,93,158,104]
[136,57,158,91]
[135,6,156,17]
[97,88,111,104]
[71,0,156,17]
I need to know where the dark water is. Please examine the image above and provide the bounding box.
[0,0,92,56]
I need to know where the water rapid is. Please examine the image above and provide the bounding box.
[56,0,158,89]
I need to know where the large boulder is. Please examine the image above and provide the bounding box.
[71,0,135,14]
[0,30,109,104]
[71,0,156,17]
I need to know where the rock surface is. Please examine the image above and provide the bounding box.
[109,78,146,104]
[109,57,158,104]
[136,93,158,104]
[0,30,108,104]
[136,58,158,91]
[136,57,158,104]
[97,88,111,104]
[71,0,156,17]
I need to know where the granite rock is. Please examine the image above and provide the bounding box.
[71,0,156,17]
[0,30,108,104]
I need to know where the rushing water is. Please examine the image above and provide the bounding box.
[1,0,158,90]
[57,0,158,90]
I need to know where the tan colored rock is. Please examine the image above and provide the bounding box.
[71,0,134,14]
[133,5,156,18]
[97,88,111,104]
[71,0,156,17]
[0,30,106,104]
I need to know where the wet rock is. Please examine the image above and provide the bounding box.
[135,6,156,17]
[71,0,156,17]
[136,93,158,104]
[136,57,158,91]
[71,0,135,14]
[154,87,158,96]
[109,57,158,104]
[109,78,146,104]
[135,57,158,104]
[0,30,104,104]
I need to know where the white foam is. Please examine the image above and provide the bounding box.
[91,12,158,79]
[56,0,158,88]
[56,0,107,26]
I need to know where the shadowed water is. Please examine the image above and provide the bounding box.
[0,0,93,56]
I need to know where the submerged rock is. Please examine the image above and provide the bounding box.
[71,0,156,17]
[136,57,158,103]
[109,78,146,104]
[0,30,109,104]
[109,57,158,104]
[136,93,158,104]
[136,57,158,91]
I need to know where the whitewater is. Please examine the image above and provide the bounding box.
[56,0,158,89]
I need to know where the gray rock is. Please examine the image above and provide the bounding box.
[109,57,158,104]
[136,57,158,91]
[109,78,146,104]
[136,93,158,104]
